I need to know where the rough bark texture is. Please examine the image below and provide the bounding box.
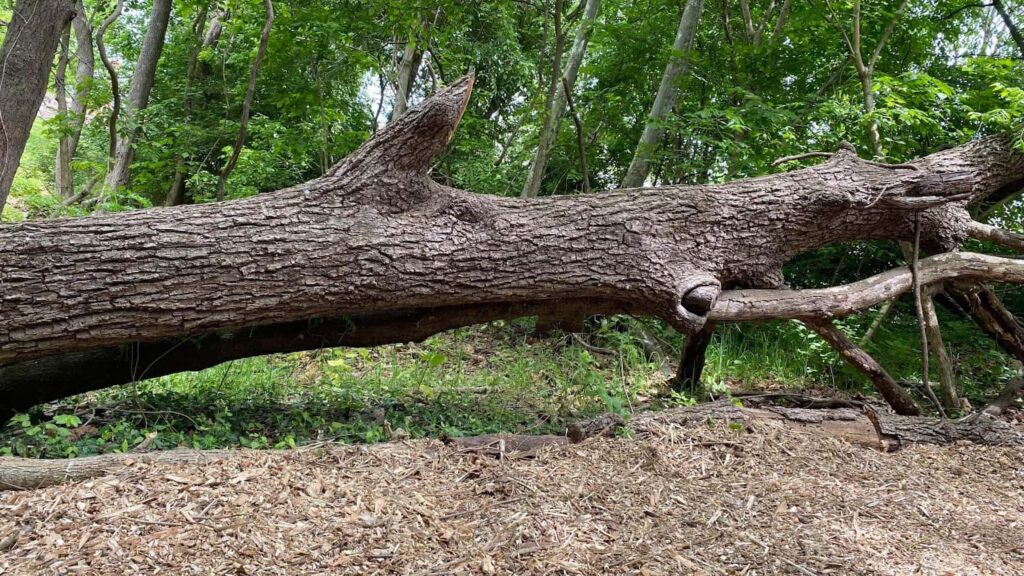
[867,410,1024,449]
[621,0,703,188]
[2,76,1024,412]
[5,253,1022,417]
[0,0,77,212]
[104,0,172,191]
[947,282,1024,363]
[671,323,715,394]
[520,0,600,198]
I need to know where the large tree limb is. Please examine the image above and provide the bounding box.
[967,220,1024,253]
[710,252,1024,322]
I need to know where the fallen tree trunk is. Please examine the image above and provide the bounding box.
[4,253,1024,417]
[2,74,1024,413]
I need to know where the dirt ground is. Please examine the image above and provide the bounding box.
[2,410,1022,575]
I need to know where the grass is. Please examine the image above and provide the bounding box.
[5,306,1017,459]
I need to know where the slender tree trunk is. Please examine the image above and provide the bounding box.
[167,6,218,206]
[520,0,601,198]
[992,0,1024,57]
[103,0,173,192]
[620,0,703,189]
[96,0,123,164]
[390,30,424,123]
[857,68,883,158]
[215,0,274,202]
[54,28,73,198]
[0,0,77,213]
[55,0,95,199]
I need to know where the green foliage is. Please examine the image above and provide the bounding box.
[3,0,1024,454]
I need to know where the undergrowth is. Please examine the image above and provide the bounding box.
[2,308,1017,458]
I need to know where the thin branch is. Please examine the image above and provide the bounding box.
[216,0,274,201]
[911,214,946,417]
[96,0,123,163]
[868,0,910,71]
[771,151,833,166]
[561,76,590,194]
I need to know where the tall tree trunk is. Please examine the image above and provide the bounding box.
[215,0,274,202]
[55,0,95,199]
[620,0,703,189]
[103,0,173,192]
[0,0,77,213]
[992,0,1024,57]
[520,0,601,198]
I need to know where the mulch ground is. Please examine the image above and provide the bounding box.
[2,410,1022,575]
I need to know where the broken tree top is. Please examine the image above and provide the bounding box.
[1,73,1023,365]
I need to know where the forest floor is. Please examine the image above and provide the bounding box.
[3,408,1023,575]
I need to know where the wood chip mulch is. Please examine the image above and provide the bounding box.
[2,413,1023,575]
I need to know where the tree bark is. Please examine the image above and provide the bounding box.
[671,323,715,394]
[103,0,173,192]
[215,0,274,202]
[520,0,601,198]
[922,285,960,412]
[54,0,94,199]
[947,282,1024,363]
[621,0,703,189]
[1,76,1023,410]
[4,252,1022,418]
[0,0,77,213]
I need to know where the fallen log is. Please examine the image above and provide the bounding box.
[4,253,1024,418]
[2,74,1024,413]
[628,402,1024,451]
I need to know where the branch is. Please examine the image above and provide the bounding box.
[710,253,1024,322]
[802,319,920,415]
[561,76,590,193]
[215,0,274,201]
[95,0,123,162]
[868,0,910,71]
[967,220,1024,252]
